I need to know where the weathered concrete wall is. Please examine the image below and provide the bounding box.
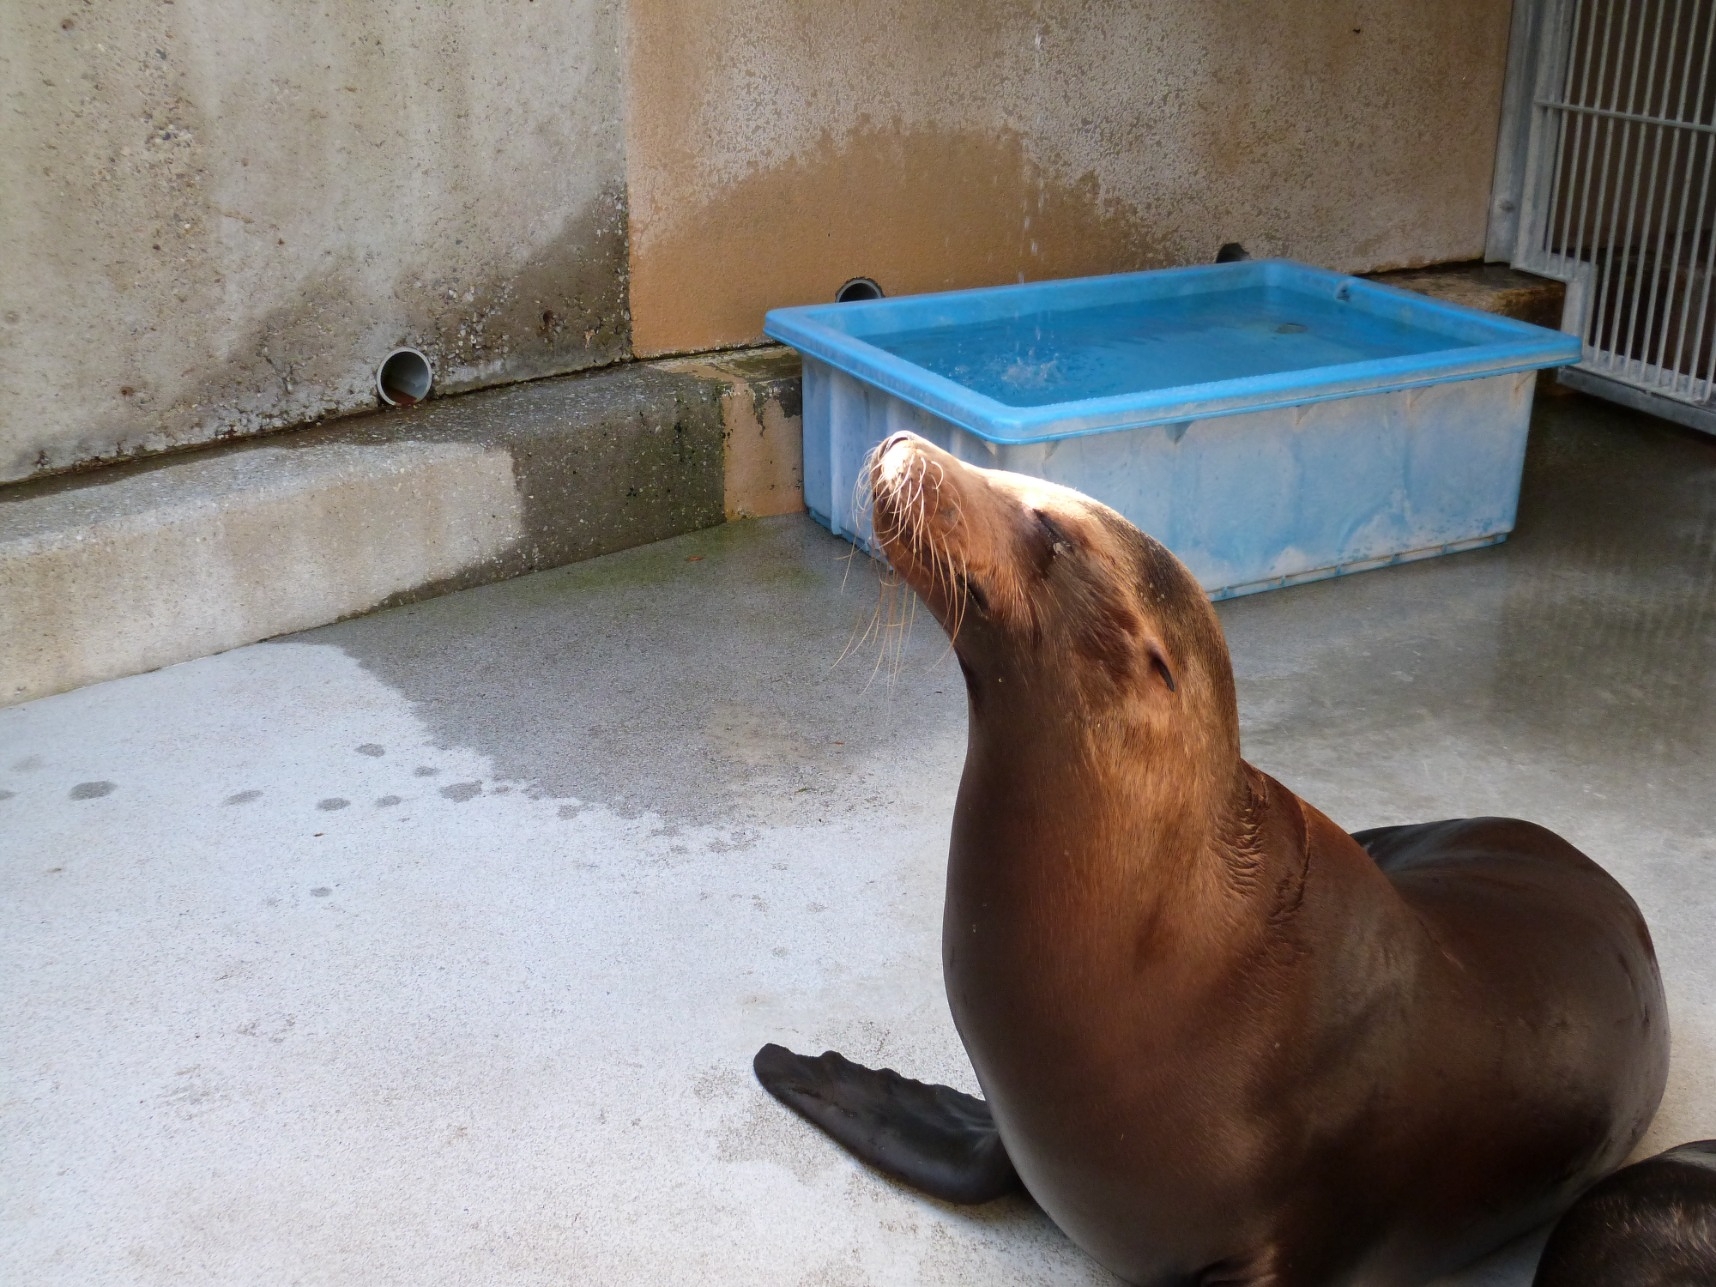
[0,0,627,484]
[626,0,1515,356]
[2,0,1517,484]
[1,361,729,706]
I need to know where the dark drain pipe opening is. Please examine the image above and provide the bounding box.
[377,348,433,406]
[835,277,884,303]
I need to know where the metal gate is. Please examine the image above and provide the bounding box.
[1490,0,1716,433]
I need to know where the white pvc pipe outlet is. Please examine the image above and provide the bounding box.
[376,348,433,406]
[835,277,884,303]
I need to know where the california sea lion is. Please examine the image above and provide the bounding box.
[756,431,1670,1286]
[1532,1140,1716,1286]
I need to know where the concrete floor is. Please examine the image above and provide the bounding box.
[3,393,1713,1286]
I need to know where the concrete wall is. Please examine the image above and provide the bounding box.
[626,0,1516,356]
[2,0,1519,483]
[0,0,627,484]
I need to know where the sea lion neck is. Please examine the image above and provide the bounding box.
[955,662,1258,903]
[866,429,1256,894]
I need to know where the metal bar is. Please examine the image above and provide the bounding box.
[1665,3,1716,392]
[1599,352,1709,388]
[1533,97,1716,132]
[1516,0,1584,269]
[1681,6,1709,398]
[1543,0,1592,259]
[1571,0,1622,282]
[1651,0,1712,376]
[1594,122,1632,365]
[1553,0,1600,263]
[1559,366,1716,431]
[1674,11,1716,398]
[1489,0,1559,260]
[1586,0,1653,371]
[1697,212,1716,399]
[1678,143,1715,397]
[1541,106,1570,264]
[1606,0,1665,369]
[1582,0,1636,358]
[1647,132,1688,377]
[1618,114,1664,382]
[1617,0,1679,382]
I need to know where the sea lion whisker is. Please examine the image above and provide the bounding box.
[835,591,885,670]
[937,555,970,660]
[871,596,912,695]
[842,559,910,674]
[836,538,869,595]
[891,589,919,690]
[948,551,969,640]
[863,572,911,693]
[926,459,947,516]
[939,551,958,636]
[862,616,893,693]
[928,532,955,610]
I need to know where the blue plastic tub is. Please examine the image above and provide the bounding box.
[765,260,1581,599]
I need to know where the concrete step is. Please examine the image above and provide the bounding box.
[1367,261,1566,330]
[1,350,803,707]
[3,261,1561,710]
[1367,263,1570,396]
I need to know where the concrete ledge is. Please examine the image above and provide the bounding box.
[660,347,805,520]
[1,354,804,707]
[1367,262,1566,330]
[3,260,1568,711]
[1368,262,1570,396]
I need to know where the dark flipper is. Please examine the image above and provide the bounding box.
[752,1043,1021,1204]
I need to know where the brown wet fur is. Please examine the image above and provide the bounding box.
[865,432,1670,1287]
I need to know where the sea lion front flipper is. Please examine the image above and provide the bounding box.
[752,1043,1021,1204]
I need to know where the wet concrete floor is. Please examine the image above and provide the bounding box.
[2,392,1712,1285]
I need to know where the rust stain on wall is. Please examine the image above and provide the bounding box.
[630,124,1172,356]
[625,0,1514,358]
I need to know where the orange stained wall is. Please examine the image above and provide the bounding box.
[626,0,1516,356]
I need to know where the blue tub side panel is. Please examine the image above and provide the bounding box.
[1400,371,1535,543]
[801,361,835,528]
[802,359,1534,599]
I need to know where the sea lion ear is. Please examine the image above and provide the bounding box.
[1146,643,1177,693]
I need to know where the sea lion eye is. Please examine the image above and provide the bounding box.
[1033,510,1075,558]
[1148,646,1177,693]
[957,572,990,614]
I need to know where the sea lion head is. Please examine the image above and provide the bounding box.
[867,432,1240,777]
